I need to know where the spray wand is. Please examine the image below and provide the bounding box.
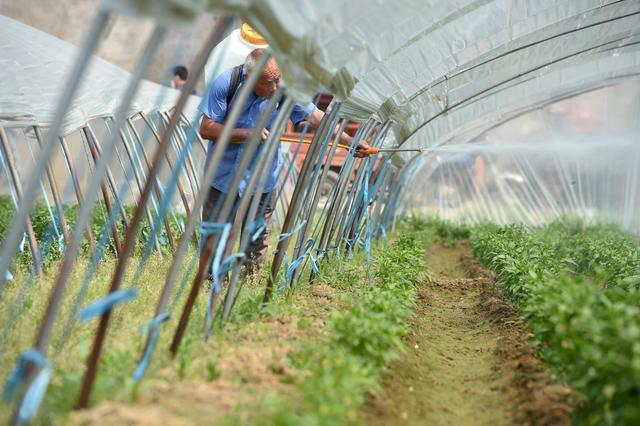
[279,136,424,155]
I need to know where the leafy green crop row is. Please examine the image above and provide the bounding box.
[470,221,640,425]
[0,195,184,270]
[246,224,435,425]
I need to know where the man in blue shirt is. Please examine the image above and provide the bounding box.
[199,48,365,277]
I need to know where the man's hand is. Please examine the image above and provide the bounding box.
[200,116,255,144]
[337,133,369,158]
[337,128,376,158]
[260,128,270,142]
[354,141,372,158]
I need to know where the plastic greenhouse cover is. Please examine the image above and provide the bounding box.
[1,1,638,231]
[401,79,640,233]
[106,0,640,163]
[0,15,200,136]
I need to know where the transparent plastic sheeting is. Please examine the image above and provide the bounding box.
[0,16,200,136]
[3,1,639,231]
[401,79,640,235]
[107,0,640,162]
[0,15,299,224]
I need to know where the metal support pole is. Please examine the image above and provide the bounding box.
[126,118,176,251]
[84,125,130,231]
[75,19,232,408]
[287,114,345,288]
[0,9,110,298]
[115,124,163,253]
[168,54,281,354]
[180,112,209,155]
[158,47,269,356]
[338,122,391,248]
[34,127,71,243]
[369,163,393,238]
[222,98,292,321]
[6,10,112,425]
[332,125,383,251]
[162,111,201,199]
[0,125,43,276]
[138,113,197,245]
[263,105,340,303]
[82,127,123,256]
[59,135,97,254]
[318,119,377,253]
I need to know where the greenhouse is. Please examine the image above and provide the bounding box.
[0,1,639,424]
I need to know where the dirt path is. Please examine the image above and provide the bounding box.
[363,242,573,426]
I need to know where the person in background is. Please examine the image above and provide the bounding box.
[171,65,196,94]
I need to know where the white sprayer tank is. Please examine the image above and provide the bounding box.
[204,23,268,87]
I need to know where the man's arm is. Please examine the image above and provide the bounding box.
[304,108,371,155]
[198,67,269,145]
[199,116,269,144]
[305,108,352,144]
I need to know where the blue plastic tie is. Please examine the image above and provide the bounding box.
[277,219,307,242]
[363,157,373,283]
[280,252,291,293]
[19,232,26,254]
[220,253,246,275]
[343,238,355,259]
[286,257,304,283]
[199,221,227,236]
[79,288,138,322]
[246,218,266,242]
[314,248,328,260]
[285,239,319,283]
[1,256,13,281]
[18,364,52,423]
[58,233,65,253]
[3,349,50,403]
[379,224,388,243]
[198,222,232,293]
[205,223,232,341]
[133,312,170,382]
[308,252,319,274]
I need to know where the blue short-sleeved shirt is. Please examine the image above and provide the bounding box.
[199,65,315,195]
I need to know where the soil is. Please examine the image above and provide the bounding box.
[66,242,574,425]
[362,241,574,426]
[67,283,341,425]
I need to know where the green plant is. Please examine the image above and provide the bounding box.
[406,216,469,247]
[206,358,221,382]
[250,226,432,425]
[470,220,640,425]
[0,195,16,241]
